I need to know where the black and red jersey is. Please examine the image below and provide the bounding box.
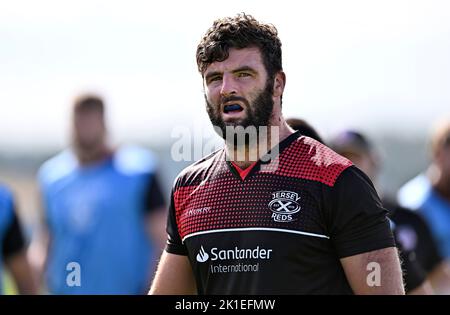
[166,131,395,294]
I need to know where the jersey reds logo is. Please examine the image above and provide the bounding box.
[268,191,301,222]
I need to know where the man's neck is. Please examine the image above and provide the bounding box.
[75,145,112,166]
[225,121,294,169]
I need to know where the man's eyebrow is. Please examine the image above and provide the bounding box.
[204,71,223,81]
[204,66,258,81]
[232,66,257,74]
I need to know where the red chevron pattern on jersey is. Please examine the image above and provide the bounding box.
[260,136,352,186]
[173,134,353,241]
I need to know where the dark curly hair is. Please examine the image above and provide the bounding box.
[196,13,282,80]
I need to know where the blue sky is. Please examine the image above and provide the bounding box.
[1,0,449,151]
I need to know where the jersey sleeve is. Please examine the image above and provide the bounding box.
[2,194,26,259]
[144,173,166,214]
[165,188,188,256]
[326,166,396,258]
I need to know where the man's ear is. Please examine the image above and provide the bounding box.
[273,71,286,98]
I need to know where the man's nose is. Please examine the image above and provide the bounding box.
[220,74,237,97]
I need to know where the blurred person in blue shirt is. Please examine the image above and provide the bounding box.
[397,119,450,294]
[0,184,37,294]
[32,94,167,294]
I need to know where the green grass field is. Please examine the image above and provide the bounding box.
[3,272,18,295]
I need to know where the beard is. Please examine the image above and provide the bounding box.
[205,79,274,145]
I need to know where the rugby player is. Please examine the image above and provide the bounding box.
[150,13,404,294]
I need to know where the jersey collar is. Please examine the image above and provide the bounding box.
[225,130,302,181]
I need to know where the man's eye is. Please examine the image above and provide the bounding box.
[209,76,222,83]
[237,72,251,77]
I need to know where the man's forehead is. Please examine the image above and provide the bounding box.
[205,47,264,73]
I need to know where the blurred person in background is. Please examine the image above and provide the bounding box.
[0,184,37,294]
[397,119,450,294]
[31,94,167,294]
[330,130,445,294]
[285,118,324,144]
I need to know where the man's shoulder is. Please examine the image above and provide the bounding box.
[397,173,431,210]
[0,184,12,201]
[173,148,224,188]
[384,198,425,224]
[0,185,18,231]
[38,149,78,186]
[112,145,158,176]
[277,135,353,187]
[0,184,14,220]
